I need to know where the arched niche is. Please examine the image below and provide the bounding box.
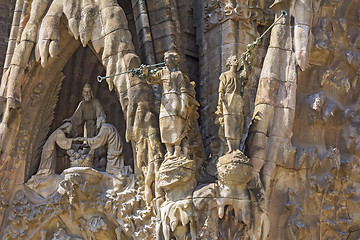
[0,5,162,233]
[3,16,132,182]
[40,45,133,177]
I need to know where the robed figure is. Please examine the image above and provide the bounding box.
[38,122,73,175]
[68,83,105,137]
[84,116,124,175]
[216,55,249,153]
[144,49,199,157]
[27,122,74,189]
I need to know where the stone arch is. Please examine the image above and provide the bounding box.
[0,0,160,191]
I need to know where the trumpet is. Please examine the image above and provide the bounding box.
[97,62,166,83]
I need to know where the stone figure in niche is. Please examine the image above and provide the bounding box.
[216,55,249,153]
[79,116,127,175]
[143,49,199,158]
[27,121,75,187]
[66,83,105,137]
[35,121,74,175]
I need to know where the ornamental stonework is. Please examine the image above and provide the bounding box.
[0,0,359,239]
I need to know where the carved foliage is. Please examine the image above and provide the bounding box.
[2,172,156,240]
[286,147,356,239]
[204,0,263,31]
[29,73,64,178]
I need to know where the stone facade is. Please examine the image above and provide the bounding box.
[0,0,16,74]
[0,0,359,239]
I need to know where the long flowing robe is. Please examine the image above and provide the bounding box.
[149,68,196,144]
[26,128,72,191]
[38,129,73,175]
[218,70,245,140]
[69,98,105,137]
[87,123,124,175]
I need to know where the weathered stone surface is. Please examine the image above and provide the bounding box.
[0,0,359,239]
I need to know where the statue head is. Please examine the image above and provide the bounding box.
[82,83,93,102]
[60,121,72,134]
[164,49,180,68]
[225,55,240,71]
[96,116,106,129]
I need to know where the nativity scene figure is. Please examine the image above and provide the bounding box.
[66,83,105,138]
[26,85,130,195]
[27,121,75,189]
[79,116,129,176]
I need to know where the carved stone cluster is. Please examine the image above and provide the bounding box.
[0,0,359,239]
[217,151,252,186]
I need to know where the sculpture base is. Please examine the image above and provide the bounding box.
[26,167,134,199]
[158,155,197,201]
[217,150,253,187]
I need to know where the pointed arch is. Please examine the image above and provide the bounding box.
[0,0,161,197]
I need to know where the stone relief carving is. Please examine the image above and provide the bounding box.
[29,75,65,178]
[3,168,153,240]
[27,121,74,190]
[65,83,105,138]
[24,85,133,196]
[285,146,356,239]
[68,149,94,168]
[204,0,264,31]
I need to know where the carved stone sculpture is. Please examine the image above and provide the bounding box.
[216,55,249,153]
[216,151,253,226]
[27,122,74,188]
[67,83,105,137]
[68,148,94,168]
[143,49,203,238]
[0,0,359,239]
[80,116,128,176]
[144,49,199,158]
[37,122,74,175]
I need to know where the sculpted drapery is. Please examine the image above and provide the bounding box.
[87,121,124,175]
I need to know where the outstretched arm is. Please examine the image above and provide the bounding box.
[87,126,108,150]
